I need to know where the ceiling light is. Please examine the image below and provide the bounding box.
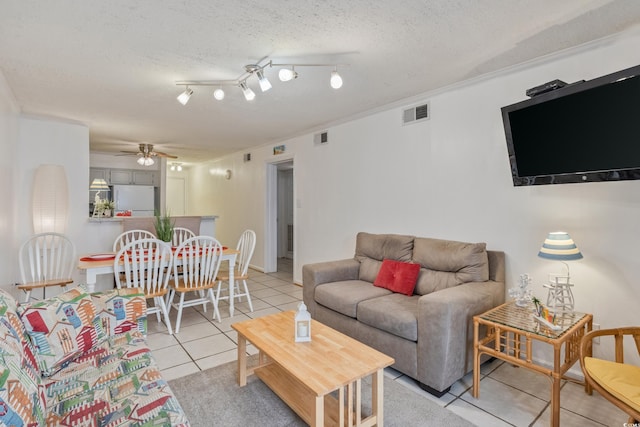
[170,162,183,172]
[239,81,255,101]
[213,88,225,100]
[278,67,298,82]
[330,69,343,89]
[177,87,193,105]
[137,156,154,166]
[256,69,272,92]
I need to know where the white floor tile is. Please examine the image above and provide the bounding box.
[261,293,297,306]
[460,377,547,426]
[161,362,201,381]
[174,321,222,343]
[446,398,513,427]
[196,349,238,371]
[181,333,237,360]
[247,307,281,319]
[146,332,179,350]
[152,345,192,370]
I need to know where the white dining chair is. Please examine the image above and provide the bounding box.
[216,229,256,313]
[18,232,76,303]
[171,227,196,247]
[115,238,174,334]
[113,229,156,252]
[167,236,224,332]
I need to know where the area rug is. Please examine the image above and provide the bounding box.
[168,358,474,427]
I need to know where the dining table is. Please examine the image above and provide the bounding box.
[77,246,242,317]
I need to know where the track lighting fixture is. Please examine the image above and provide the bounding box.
[175,56,347,103]
[170,162,183,172]
[239,81,255,101]
[330,68,343,89]
[213,88,225,101]
[278,67,298,82]
[177,87,193,105]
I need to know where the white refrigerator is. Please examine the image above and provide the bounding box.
[113,185,155,216]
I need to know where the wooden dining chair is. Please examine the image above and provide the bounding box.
[18,232,76,302]
[167,236,224,332]
[115,238,174,334]
[216,229,256,313]
[579,327,640,423]
[113,229,156,252]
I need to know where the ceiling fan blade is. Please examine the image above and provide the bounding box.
[117,151,140,156]
[154,151,178,159]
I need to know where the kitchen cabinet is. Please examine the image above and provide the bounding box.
[110,169,132,185]
[133,171,155,185]
[89,168,110,185]
[108,169,157,185]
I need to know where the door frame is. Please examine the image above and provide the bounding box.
[264,156,294,273]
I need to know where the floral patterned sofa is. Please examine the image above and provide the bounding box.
[0,285,189,426]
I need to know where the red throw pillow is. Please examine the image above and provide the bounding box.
[373,259,421,296]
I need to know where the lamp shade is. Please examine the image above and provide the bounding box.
[538,232,583,261]
[89,178,109,190]
[32,164,69,234]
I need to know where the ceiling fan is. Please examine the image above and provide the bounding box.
[120,143,177,166]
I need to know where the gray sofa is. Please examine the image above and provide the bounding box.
[302,232,505,396]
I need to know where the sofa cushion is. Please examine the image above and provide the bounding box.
[0,289,46,426]
[357,293,420,341]
[43,330,190,426]
[315,280,391,318]
[373,259,420,296]
[91,287,148,338]
[355,233,414,283]
[19,286,101,377]
[412,237,489,295]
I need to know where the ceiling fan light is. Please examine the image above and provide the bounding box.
[144,157,154,166]
[330,70,343,89]
[213,88,225,100]
[137,156,146,166]
[240,81,255,101]
[177,87,193,105]
[256,69,272,92]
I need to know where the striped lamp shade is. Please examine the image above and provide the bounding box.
[538,232,583,261]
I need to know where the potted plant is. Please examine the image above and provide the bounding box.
[154,210,174,242]
[102,200,115,217]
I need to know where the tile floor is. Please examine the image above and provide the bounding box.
[149,259,626,427]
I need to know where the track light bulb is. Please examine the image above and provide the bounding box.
[256,69,272,92]
[213,88,225,100]
[278,67,298,82]
[177,164,182,172]
[177,87,193,105]
[330,70,343,89]
[170,164,176,171]
[240,81,255,101]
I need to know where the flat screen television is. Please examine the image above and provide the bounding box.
[501,64,640,186]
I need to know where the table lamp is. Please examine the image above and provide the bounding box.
[90,178,110,217]
[538,231,583,313]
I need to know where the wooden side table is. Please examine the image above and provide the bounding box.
[472,301,593,427]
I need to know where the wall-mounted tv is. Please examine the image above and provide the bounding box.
[501,64,640,186]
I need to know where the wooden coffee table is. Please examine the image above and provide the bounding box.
[232,311,394,427]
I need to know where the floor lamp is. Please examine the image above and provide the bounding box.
[538,231,583,314]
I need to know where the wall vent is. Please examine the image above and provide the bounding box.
[402,102,430,125]
[314,131,329,145]
[243,153,251,162]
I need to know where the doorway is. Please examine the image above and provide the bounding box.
[265,159,294,278]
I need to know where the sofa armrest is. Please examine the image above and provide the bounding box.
[302,259,360,316]
[416,279,505,392]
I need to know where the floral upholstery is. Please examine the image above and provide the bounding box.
[0,286,189,427]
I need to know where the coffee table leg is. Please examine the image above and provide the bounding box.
[313,395,324,427]
[372,369,384,427]
[472,319,480,398]
[237,334,247,386]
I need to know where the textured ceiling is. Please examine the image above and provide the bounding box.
[1,0,639,163]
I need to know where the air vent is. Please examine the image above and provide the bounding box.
[244,153,251,162]
[314,131,329,145]
[402,102,430,125]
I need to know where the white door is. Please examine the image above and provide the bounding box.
[277,167,294,259]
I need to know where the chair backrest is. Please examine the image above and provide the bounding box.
[173,236,223,289]
[19,233,76,284]
[172,227,196,247]
[235,230,256,276]
[113,229,156,252]
[114,238,172,295]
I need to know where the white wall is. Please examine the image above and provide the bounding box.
[0,72,19,285]
[187,29,640,367]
